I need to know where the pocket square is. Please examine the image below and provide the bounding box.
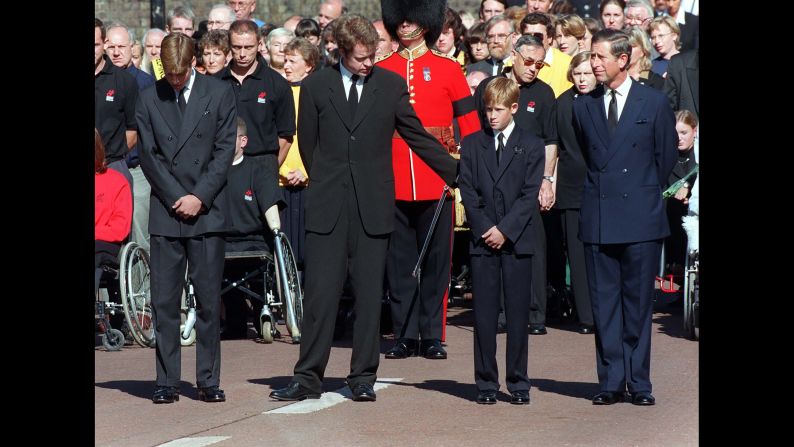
[635,118,648,124]
[513,146,524,154]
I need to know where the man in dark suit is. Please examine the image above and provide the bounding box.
[269,13,458,403]
[663,49,698,120]
[665,0,698,51]
[136,32,237,404]
[572,29,677,406]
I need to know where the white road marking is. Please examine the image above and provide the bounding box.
[265,378,404,414]
[157,436,230,447]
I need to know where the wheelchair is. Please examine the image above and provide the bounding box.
[682,215,699,340]
[96,241,155,351]
[180,206,303,345]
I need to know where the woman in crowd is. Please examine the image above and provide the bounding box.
[554,14,587,56]
[626,27,665,89]
[664,110,698,275]
[95,128,132,293]
[199,29,231,76]
[553,51,598,335]
[599,0,625,30]
[649,15,681,78]
[280,38,321,271]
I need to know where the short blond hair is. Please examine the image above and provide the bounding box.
[483,77,519,108]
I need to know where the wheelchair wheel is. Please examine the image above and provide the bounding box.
[119,242,156,348]
[275,234,303,343]
[102,328,125,351]
[683,252,699,340]
[260,318,274,344]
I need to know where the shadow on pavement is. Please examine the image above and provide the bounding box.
[531,378,600,401]
[249,375,349,393]
[95,380,197,400]
[390,379,475,402]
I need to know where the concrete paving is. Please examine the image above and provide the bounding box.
[95,303,698,446]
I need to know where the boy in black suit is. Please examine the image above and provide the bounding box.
[458,77,544,405]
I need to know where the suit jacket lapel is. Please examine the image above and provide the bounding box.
[175,74,211,155]
[328,65,353,130]
[480,130,498,181]
[152,80,181,142]
[494,128,519,182]
[351,72,377,131]
[586,85,611,147]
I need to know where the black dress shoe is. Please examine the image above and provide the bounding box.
[420,339,447,359]
[476,390,497,405]
[269,381,321,401]
[592,391,625,405]
[578,324,595,334]
[385,338,418,359]
[630,392,656,406]
[152,386,180,404]
[528,325,547,335]
[510,390,530,405]
[350,383,376,402]
[197,386,226,402]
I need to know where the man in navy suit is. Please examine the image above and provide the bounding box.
[572,29,677,406]
[459,77,544,405]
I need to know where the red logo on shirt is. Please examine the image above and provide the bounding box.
[528,101,535,108]
[244,189,253,201]
[107,89,115,97]
[257,91,267,103]
[258,92,266,98]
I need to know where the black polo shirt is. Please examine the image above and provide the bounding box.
[475,74,558,146]
[95,55,138,162]
[216,55,295,157]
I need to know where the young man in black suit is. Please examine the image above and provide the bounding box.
[136,32,237,404]
[269,14,458,403]
[458,77,545,405]
[572,29,677,406]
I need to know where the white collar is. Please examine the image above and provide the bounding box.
[495,119,516,145]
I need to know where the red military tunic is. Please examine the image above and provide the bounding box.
[377,43,481,201]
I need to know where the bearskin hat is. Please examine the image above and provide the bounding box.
[381,0,447,47]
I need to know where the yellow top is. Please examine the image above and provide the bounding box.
[278,84,307,186]
[537,48,573,98]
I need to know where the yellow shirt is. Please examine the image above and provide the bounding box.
[537,48,573,98]
[278,85,307,186]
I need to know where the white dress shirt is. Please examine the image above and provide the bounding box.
[493,119,516,151]
[602,76,632,122]
[339,62,363,103]
[173,68,196,103]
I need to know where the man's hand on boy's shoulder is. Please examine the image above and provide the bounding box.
[482,225,507,250]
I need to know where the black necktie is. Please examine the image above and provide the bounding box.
[178,87,187,115]
[607,89,618,134]
[496,60,504,75]
[348,74,359,118]
[496,132,504,165]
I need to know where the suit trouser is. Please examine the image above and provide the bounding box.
[528,207,547,325]
[150,235,225,388]
[584,240,661,394]
[386,199,453,341]
[129,166,151,252]
[293,186,389,393]
[560,209,593,326]
[472,252,533,392]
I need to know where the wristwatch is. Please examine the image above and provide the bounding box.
[543,176,555,183]
[683,181,691,188]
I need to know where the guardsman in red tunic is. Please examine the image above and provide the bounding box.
[378,0,480,360]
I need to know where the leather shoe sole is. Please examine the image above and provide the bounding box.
[631,393,656,406]
[198,387,226,403]
[578,325,595,334]
[350,384,376,402]
[270,382,321,401]
[385,339,418,359]
[510,391,530,405]
[592,391,625,405]
[152,387,180,404]
[476,391,497,404]
[528,325,547,335]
